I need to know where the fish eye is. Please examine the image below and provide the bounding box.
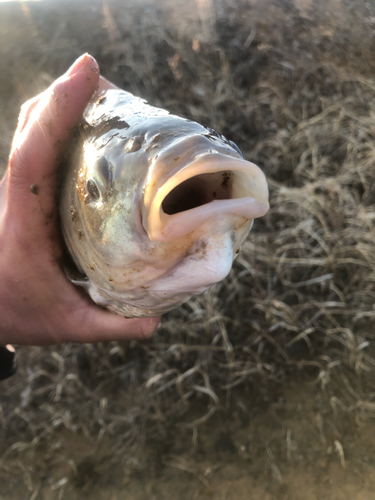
[86,179,101,201]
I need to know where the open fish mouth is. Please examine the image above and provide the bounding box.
[143,152,269,242]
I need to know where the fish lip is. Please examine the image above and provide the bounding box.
[142,152,269,243]
[155,198,269,242]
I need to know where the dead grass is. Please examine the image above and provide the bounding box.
[2,0,375,498]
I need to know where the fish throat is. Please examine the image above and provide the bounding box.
[161,171,233,215]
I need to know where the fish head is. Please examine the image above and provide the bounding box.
[61,90,269,317]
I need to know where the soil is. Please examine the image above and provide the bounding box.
[2,0,375,499]
[3,379,375,500]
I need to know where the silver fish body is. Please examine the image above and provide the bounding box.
[60,90,269,317]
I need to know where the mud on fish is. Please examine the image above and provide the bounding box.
[60,90,269,318]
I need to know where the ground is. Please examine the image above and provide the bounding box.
[2,0,375,498]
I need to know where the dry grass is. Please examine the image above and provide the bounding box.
[2,0,375,497]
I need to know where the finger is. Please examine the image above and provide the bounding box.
[0,95,42,187]
[70,306,161,343]
[16,94,42,136]
[0,95,42,189]
[7,54,100,224]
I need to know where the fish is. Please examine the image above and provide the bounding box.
[60,90,269,318]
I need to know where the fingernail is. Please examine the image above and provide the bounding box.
[66,53,99,77]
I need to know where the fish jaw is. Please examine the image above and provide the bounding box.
[80,218,251,318]
[146,219,250,295]
[142,151,269,243]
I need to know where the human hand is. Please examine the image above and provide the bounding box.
[0,54,161,346]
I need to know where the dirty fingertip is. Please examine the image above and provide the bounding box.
[66,53,99,78]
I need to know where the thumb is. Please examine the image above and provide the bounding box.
[7,54,100,233]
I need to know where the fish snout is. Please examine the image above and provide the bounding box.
[142,152,269,242]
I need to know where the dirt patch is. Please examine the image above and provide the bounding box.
[3,379,375,499]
